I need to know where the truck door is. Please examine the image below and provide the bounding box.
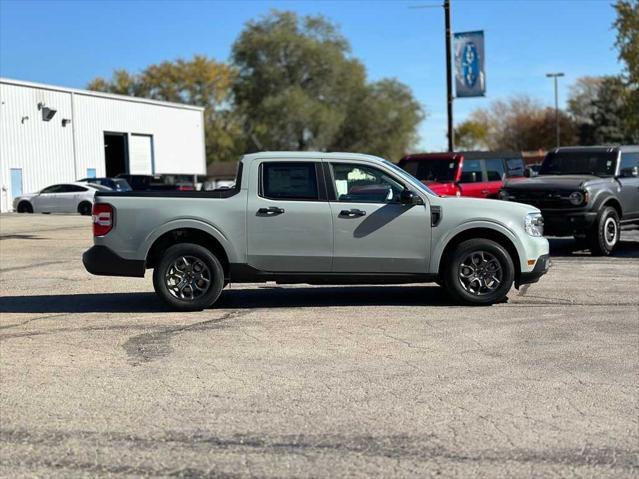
[326,161,430,273]
[484,158,506,198]
[246,160,333,272]
[458,158,488,198]
[617,152,639,219]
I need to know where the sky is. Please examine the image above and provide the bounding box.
[0,0,624,152]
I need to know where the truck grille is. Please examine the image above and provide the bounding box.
[506,190,570,209]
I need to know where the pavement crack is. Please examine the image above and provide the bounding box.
[122,309,249,365]
[0,313,69,330]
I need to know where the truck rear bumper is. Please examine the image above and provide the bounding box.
[83,245,145,278]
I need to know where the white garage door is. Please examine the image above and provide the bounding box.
[129,134,154,175]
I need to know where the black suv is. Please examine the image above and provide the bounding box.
[500,145,639,255]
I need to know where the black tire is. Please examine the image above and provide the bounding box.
[78,201,92,216]
[16,201,33,213]
[443,238,515,305]
[152,243,224,311]
[587,206,619,256]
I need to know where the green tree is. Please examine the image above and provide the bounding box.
[613,0,639,138]
[231,10,424,158]
[453,120,489,150]
[568,76,637,144]
[88,55,244,163]
[461,95,576,151]
[332,79,424,160]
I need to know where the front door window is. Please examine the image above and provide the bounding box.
[331,163,404,203]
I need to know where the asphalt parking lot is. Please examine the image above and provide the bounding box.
[0,214,637,478]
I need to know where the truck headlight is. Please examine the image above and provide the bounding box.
[499,189,511,200]
[568,191,587,206]
[524,212,544,237]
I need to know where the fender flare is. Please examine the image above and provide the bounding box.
[430,219,526,274]
[591,190,622,217]
[139,218,238,263]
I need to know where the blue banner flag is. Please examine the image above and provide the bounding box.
[454,31,486,98]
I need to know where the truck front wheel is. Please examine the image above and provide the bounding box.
[153,243,225,311]
[443,238,515,305]
[588,206,619,256]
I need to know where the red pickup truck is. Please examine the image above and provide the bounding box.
[398,151,526,198]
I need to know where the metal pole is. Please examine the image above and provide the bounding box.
[546,72,564,148]
[554,76,559,147]
[444,0,454,152]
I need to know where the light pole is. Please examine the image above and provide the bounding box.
[409,1,454,152]
[444,0,454,152]
[546,72,564,147]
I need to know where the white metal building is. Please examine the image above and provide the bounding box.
[0,78,206,212]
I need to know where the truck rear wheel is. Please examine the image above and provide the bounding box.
[443,238,514,305]
[588,206,619,256]
[152,243,225,311]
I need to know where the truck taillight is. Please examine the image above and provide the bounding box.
[92,203,114,236]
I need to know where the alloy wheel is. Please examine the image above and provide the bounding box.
[604,217,617,247]
[458,250,503,296]
[165,255,212,301]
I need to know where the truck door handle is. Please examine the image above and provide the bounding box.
[257,206,285,215]
[339,208,366,217]
[481,189,489,194]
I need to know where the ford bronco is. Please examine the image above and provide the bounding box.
[500,145,639,255]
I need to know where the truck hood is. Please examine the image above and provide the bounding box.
[437,195,538,217]
[503,175,607,191]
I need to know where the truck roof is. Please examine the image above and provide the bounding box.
[552,145,639,154]
[401,151,522,161]
[241,151,388,164]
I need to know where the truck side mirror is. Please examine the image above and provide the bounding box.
[400,190,424,206]
[619,166,639,178]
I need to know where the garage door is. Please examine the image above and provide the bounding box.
[129,134,154,175]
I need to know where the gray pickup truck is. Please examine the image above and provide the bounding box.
[500,145,639,255]
[83,152,549,311]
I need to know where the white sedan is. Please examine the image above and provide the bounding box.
[13,182,110,215]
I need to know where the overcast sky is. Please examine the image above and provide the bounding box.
[0,0,623,153]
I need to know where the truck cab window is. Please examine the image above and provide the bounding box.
[261,162,319,200]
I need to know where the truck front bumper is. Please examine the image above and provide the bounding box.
[516,254,551,288]
[83,245,145,278]
[542,211,597,236]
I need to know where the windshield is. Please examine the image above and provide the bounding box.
[382,160,436,196]
[540,151,618,177]
[401,158,458,183]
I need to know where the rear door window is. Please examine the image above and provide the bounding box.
[620,153,639,170]
[460,159,484,183]
[505,158,525,177]
[261,162,319,201]
[485,159,506,181]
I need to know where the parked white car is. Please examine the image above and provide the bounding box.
[13,182,109,215]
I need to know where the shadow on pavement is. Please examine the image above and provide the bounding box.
[0,285,458,314]
[548,238,639,258]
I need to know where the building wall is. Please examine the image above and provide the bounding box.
[0,79,205,212]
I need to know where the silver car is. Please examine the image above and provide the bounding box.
[13,182,108,215]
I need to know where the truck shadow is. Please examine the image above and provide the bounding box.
[0,286,459,314]
[548,237,639,258]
